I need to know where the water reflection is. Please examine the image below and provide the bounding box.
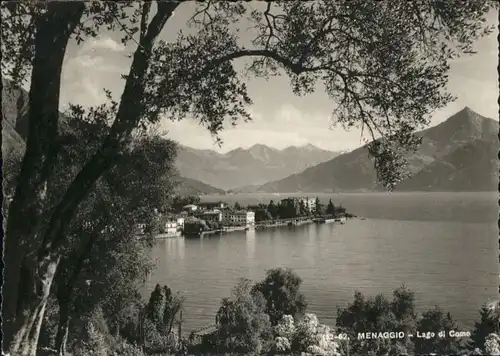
[246,228,256,261]
[147,193,498,333]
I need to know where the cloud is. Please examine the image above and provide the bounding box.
[60,36,130,109]
[159,103,364,152]
[84,37,126,53]
[56,17,497,151]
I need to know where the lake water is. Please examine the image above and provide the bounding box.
[145,192,498,333]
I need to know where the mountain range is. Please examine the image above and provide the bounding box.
[251,107,498,193]
[1,81,224,196]
[175,144,341,190]
[3,79,497,194]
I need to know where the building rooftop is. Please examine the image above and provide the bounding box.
[202,211,222,215]
[227,210,252,215]
[198,201,226,206]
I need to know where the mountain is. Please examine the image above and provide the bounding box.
[396,138,498,192]
[174,176,225,196]
[254,107,498,193]
[175,143,341,190]
[2,79,29,155]
[1,81,223,196]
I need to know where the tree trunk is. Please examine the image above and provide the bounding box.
[4,3,176,354]
[3,3,85,353]
[36,2,180,261]
[55,298,71,356]
[53,224,102,356]
[8,256,60,356]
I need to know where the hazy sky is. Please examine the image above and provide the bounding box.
[59,4,499,153]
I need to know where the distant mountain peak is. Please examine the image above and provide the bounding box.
[254,106,497,193]
[250,143,267,148]
[451,106,486,123]
[422,106,496,143]
[249,143,275,152]
[283,143,322,151]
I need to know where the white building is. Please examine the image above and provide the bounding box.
[183,204,198,212]
[222,211,255,227]
[201,210,223,222]
[298,197,317,213]
[198,201,227,210]
[246,211,255,227]
[176,217,185,229]
[164,220,178,234]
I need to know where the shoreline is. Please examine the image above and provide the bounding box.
[182,215,352,238]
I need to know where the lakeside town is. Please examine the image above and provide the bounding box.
[137,196,352,238]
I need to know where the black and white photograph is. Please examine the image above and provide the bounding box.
[1,1,499,355]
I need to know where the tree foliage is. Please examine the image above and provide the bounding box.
[252,268,307,326]
[326,199,336,216]
[3,98,178,354]
[277,199,298,219]
[214,278,272,355]
[314,197,323,215]
[272,313,341,356]
[267,200,279,219]
[484,333,500,355]
[171,195,201,212]
[140,284,184,353]
[415,306,463,355]
[336,287,416,355]
[469,305,500,351]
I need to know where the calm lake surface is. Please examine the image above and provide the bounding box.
[145,192,498,333]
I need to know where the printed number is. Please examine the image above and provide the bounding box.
[336,333,349,340]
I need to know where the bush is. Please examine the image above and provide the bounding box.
[336,288,416,355]
[415,307,463,355]
[469,305,499,351]
[72,321,108,356]
[252,268,307,326]
[271,313,341,355]
[484,333,500,355]
[214,278,272,355]
[113,341,146,356]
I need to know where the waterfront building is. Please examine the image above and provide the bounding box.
[222,210,255,227]
[183,204,198,212]
[298,197,316,213]
[164,220,178,234]
[198,201,227,211]
[247,206,272,222]
[246,211,255,227]
[201,210,223,222]
[177,216,185,230]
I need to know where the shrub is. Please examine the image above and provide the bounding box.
[252,268,307,325]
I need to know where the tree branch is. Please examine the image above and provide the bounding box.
[38,1,180,260]
[139,2,151,43]
[202,48,334,77]
[57,218,104,301]
[142,1,177,47]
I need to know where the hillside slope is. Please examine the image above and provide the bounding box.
[175,143,340,190]
[1,81,223,196]
[174,176,225,196]
[255,107,498,193]
[396,139,498,191]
